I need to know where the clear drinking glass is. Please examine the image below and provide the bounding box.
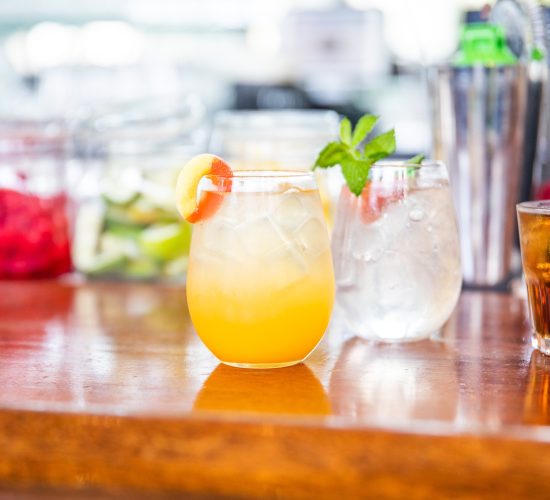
[517,201,550,355]
[331,161,462,341]
[187,170,335,368]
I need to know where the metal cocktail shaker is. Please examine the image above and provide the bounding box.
[430,24,531,287]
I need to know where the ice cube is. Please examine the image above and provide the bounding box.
[409,207,425,222]
[197,220,243,262]
[239,216,288,258]
[212,193,243,227]
[237,215,311,290]
[272,194,309,232]
[267,242,310,290]
[351,218,388,263]
[295,217,330,258]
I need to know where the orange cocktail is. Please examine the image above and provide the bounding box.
[186,170,334,368]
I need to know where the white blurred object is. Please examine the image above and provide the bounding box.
[282,7,390,103]
[209,109,339,170]
[247,22,282,57]
[356,75,431,155]
[385,0,460,64]
[81,22,144,67]
[5,21,144,74]
[345,0,461,65]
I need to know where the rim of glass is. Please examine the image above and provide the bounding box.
[205,169,314,180]
[199,169,317,193]
[517,200,550,213]
[370,160,446,170]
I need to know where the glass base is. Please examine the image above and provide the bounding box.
[532,333,550,355]
[353,330,439,343]
[221,359,303,369]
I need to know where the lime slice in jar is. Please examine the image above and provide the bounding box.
[102,166,141,206]
[100,232,140,259]
[163,255,189,278]
[138,223,191,261]
[123,256,159,280]
[82,250,128,276]
[103,186,139,206]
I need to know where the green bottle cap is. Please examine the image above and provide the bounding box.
[531,46,545,62]
[454,23,518,66]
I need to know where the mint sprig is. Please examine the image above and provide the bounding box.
[313,114,425,196]
[406,154,425,165]
[313,114,396,196]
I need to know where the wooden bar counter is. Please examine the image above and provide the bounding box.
[0,280,549,498]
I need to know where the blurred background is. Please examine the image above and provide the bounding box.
[0,0,496,152]
[1,0,549,285]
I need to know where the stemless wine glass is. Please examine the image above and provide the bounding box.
[331,161,462,341]
[187,170,335,368]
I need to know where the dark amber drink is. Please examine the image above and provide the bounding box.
[517,201,550,354]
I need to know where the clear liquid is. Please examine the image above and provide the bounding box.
[332,185,462,341]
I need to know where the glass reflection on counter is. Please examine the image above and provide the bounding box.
[329,337,458,422]
[524,350,550,426]
[452,293,532,428]
[0,282,207,414]
[71,284,194,409]
[0,283,75,404]
[194,363,331,416]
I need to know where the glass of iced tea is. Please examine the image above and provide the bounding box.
[517,201,550,354]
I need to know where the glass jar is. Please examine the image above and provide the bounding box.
[72,95,206,281]
[209,110,341,227]
[0,120,72,279]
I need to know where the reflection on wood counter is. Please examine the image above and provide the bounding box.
[0,280,549,498]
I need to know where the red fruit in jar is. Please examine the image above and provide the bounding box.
[0,189,72,279]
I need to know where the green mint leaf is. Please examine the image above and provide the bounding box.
[313,141,350,169]
[352,114,378,147]
[363,129,396,162]
[405,153,425,177]
[405,154,424,165]
[341,157,373,196]
[339,117,352,145]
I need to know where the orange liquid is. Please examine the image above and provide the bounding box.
[518,211,550,338]
[187,190,335,368]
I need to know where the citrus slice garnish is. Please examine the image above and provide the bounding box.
[175,154,232,223]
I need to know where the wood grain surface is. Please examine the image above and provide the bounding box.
[0,280,548,499]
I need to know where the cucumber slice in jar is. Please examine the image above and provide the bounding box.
[102,166,142,206]
[73,202,106,272]
[103,187,139,206]
[123,257,159,280]
[100,232,140,259]
[81,250,128,276]
[140,178,177,213]
[163,255,189,278]
[127,197,173,225]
